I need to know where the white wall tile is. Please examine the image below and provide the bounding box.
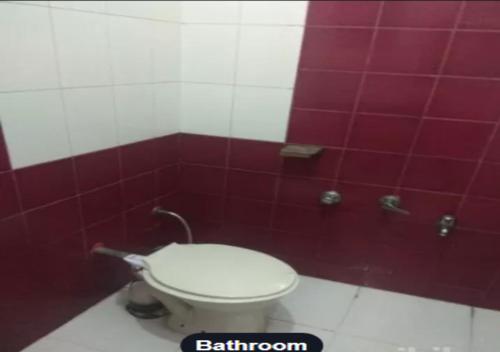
[114,84,156,144]
[107,1,180,22]
[0,4,59,91]
[236,26,303,88]
[241,1,307,25]
[52,10,112,87]
[231,87,292,142]
[153,22,180,82]
[63,87,117,154]
[49,1,108,12]
[154,83,180,136]
[181,24,238,84]
[180,83,232,137]
[0,91,71,168]
[108,17,153,84]
[181,1,240,24]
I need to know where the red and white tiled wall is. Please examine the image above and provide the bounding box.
[3,1,500,351]
[175,0,500,313]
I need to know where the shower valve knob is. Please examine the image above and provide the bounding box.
[320,190,342,205]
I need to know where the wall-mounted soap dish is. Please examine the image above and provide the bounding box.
[280,144,323,158]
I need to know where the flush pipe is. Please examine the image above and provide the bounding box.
[152,207,193,244]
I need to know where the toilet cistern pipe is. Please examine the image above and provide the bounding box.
[152,207,193,244]
[91,243,147,269]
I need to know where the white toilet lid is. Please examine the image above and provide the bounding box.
[144,243,298,299]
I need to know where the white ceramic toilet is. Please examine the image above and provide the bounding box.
[140,242,298,334]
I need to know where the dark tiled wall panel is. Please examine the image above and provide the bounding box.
[0,134,181,351]
[176,1,500,312]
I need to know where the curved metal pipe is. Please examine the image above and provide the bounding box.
[152,207,193,244]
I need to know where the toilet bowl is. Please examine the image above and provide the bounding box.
[140,243,298,334]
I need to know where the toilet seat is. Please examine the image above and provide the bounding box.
[143,243,298,302]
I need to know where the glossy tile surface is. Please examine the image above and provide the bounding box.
[24,275,500,352]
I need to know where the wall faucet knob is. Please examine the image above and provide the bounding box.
[379,195,410,215]
[320,190,342,205]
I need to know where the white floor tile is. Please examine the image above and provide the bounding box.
[49,290,183,352]
[339,287,471,352]
[327,333,431,352]
[22,337,100,352]
[266,319,335,349]
[472,308,500,352]
[269,276,358,330]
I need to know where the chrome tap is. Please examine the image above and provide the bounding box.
[320,190,342,205]
[438,214,456,237]
[379,195,410,215]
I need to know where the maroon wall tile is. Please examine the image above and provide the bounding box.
[0,172,20,219]
[469,162,500,199]
[0,127,11,171]
[460,197,500,232]
[176,193,224,224]
[306,1,380,26]
[179,133,228,166]
[74,148,120,192]
[402,157,476,194]
[225,198,272,228]
[155,134,179,167]
[179,165,225,195]
[347,114,418,153]
[16,159,76,210]
[358,74,434,116]
[226,170,277,201]
[120,139,157,178]
[85,216,126,250]
[122,172,155,209]
[340,150,406,186]
[25,198,81,245]
[288,110,350,147]
[379,1,460,28]
[414,119,493,159]
[229,138,282,173]
[80,184,123,226]
[460,1,500,30]
[398,190,460,225]
[428,78,500,122]
[294,70,362,111]
[485,129,500,163]
[273,204,329,235]
[0,215,28,254]
[444,32,500,78]
[369,30,449,74]
[155,165,178,197]
[300,28,373,71]
[278,177,332,207]
[281,148,341,180]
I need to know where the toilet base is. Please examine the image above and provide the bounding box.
[146,286,271,334]
[166,307,268,334]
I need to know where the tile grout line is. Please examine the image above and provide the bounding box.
[331,1,386,188]
[49,3,90,255]
[220,2,244,227]
[394,1,468,194]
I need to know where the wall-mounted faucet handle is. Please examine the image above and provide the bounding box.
[438,214,456,237]
[320,190,342,205]
[379,195,410,215]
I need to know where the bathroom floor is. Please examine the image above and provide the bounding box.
[22,276,499,352]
